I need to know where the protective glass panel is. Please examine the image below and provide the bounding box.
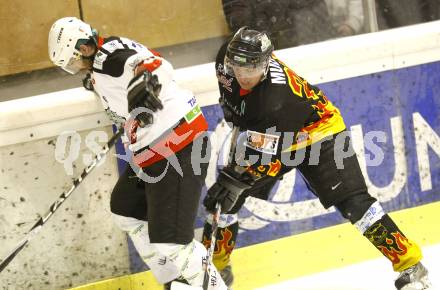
[1,0,440,99]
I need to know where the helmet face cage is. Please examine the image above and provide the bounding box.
[224,27,273,78]
[224,55,269,78]
[48,17,95,74]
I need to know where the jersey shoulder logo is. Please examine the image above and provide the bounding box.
[217,64,233,93]
[93,51,107,70]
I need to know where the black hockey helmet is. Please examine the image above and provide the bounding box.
[224,27,274,77]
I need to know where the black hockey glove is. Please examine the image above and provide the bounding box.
[82,72,94,91]
[203,166,253,213]
[127,71,163,127]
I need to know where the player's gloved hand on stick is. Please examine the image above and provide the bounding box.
[203,166,253,213]
[82,72,94,91]
[127,71,163,127]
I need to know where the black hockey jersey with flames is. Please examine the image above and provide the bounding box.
[216,43,346,178]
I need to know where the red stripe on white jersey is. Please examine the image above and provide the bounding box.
[133,113,208,168]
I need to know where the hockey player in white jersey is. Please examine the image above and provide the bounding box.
[48,17,226,290]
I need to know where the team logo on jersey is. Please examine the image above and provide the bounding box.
[217,63,234,92]
[184,105,202,123]
[296,131,309,144]
[245,130,279,155]
[217,63,226,74]
[217,73,233,93]
[93,51,107,70]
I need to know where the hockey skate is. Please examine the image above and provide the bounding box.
[169,281,202,290]
[220,264,234,290]
[164,278,197,290]
[395,262,432,290]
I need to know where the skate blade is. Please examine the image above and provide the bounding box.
[401,276,434,290]
[170,281,203,290]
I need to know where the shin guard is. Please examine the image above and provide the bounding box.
[354,204,423,272]
[202,213,238,271]
[112,213,180,283]
[154,240,227,289]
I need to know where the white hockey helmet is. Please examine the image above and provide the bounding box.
[48,17,96,74]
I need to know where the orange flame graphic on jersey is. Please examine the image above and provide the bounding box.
[267,159,282,176]
[283,65,342,134]
[253,160,281,177]
[378,232,411,266]
[272,54,335,119]
[271,54,347,151]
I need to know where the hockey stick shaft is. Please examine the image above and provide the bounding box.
[203,126,239,289]
[202,203,221,290]
[227,126,240,167]
[0,126,124,273]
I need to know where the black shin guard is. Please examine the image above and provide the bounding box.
[335,194,422,272]
[364,215,423,272]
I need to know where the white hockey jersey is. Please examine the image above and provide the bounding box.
[91,36,207,167]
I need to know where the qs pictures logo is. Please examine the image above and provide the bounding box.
[209,121,334,232]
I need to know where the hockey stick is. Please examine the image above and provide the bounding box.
[202,203,222,290]
[202,126,240,290]
[0,126,124,274]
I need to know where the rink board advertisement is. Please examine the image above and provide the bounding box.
[198,60,440,248]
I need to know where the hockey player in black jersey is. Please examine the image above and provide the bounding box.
[202,27,432,290]
[48,17,227,290]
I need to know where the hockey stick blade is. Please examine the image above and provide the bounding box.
[0,239,28,273]
[0,126,124,274]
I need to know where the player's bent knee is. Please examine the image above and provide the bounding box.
[111,212,147,232]
[112,213,182,284]
[334,192,378,224]
[353,201,386,234]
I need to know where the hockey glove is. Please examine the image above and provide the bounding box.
[127,71,163,127]
[82,72,94,91]
[203,166,253,213]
